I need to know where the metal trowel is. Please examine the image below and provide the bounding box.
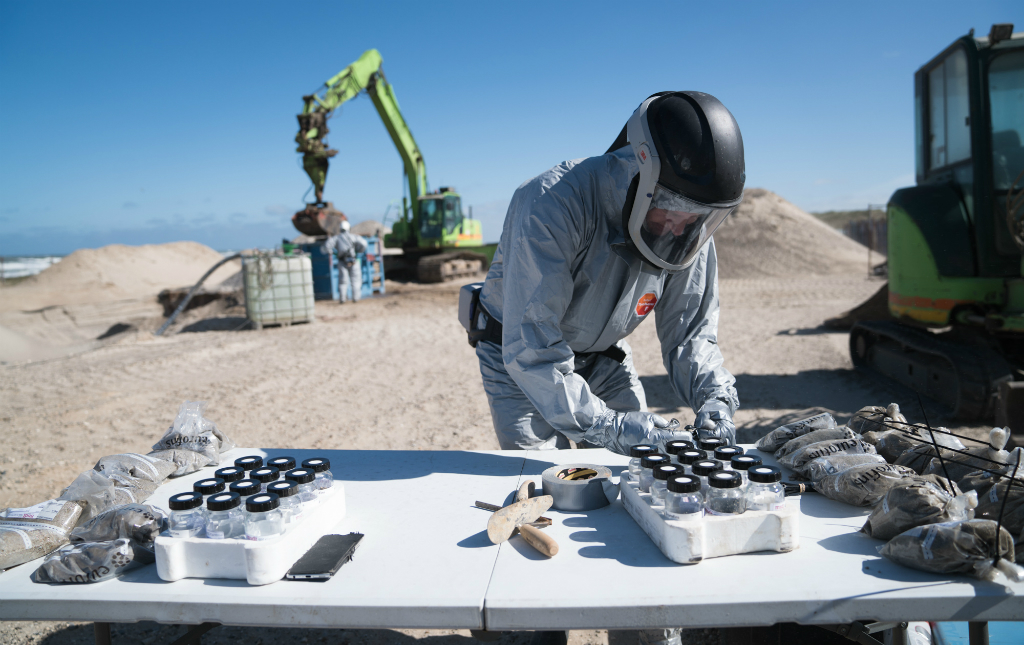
[485,484,558,557]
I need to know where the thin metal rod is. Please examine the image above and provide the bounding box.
[154,252,242,336]
[918,393,953,484]
[993,453,1021,567]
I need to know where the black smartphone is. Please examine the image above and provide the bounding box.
[286,533,363,581]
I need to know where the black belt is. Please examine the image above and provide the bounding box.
[468,299,626,364]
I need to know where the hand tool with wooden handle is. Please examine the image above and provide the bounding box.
[486,496,558,557]
[474,501,551,526]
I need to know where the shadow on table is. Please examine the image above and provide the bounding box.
[242,449,531,482]
[559,507,677,568]
[796,493,873,520]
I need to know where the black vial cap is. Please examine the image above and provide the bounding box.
[193,478,226,496]
[250,467,280,484]
[234,455,264,471]
[229,479,261,498]
[640,454,670,469]
[169,491,203,511]
[676,449,707,465]
[285,468,316,485]
[709,471,743,489]
[215,467,245,483]
[691,460,723,477]
[699,438,726,452]
[301,458,331,473]
[245,492,280,513]
[267,456,296,471]
[629,444,657,458]
[653,464,684,481]
[714,446,744,461]
[731,455,763,471]
[267,480,299,498]
[206,491,241,512]
[664,439,695,455]
[667,475,701,494]
[748,465,782,484]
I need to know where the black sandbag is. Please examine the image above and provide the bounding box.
[812,462,916,506]
[756,412,838,453]
[774,427,856,459]
[880,519,1015,581]
[69,504,164,564]
[862,475,969,541]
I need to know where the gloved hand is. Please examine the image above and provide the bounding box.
[694,399,736,445]
[583,410,694,456]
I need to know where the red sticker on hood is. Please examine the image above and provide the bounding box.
[636,292,658,316]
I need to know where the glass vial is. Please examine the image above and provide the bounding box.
[651,464,684,506]
[714,446,744,467]
[234,455,264,472]
[729,454,763,486]
[214,466,245,483]
[284,468,319,505]
[267,480,303,524]
[706,471,746,515]
[266,456,296,472]
[229,479,261,500]
[639,454,670,493]
[193,477,225,498]
[628,444,657,481]
[167,492,205,538]
[244,493,285,541]
[746,466,786,512]
[663,475,704,520]
[674,449,707,474]
[690,459,724,497]
[698,437,726,454]
[250,466,280,492]
[301,458,333,493]
[204,492,245,539]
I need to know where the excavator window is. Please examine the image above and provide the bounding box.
[927,47,971,170]
[990,49,1024,192]
[420,199,443,240]
[443,197,460,234]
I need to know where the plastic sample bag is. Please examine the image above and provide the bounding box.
[774,427,856,459]
[778,437,876,479]
[880,520,1020,582]
[755,412,837,453]
[32,538,139,584]
[58,470,116,523]
[963,476,1024,562]
[151,401,235,465]
[897,444,990,477]
[813,462,916,506]
[862,475,976,541]
[804,453,887,483]
[94,453,176,484]
[852,403,906,438]
[0,500,83,569]
[147,449,212,477]
[70,504,164,564]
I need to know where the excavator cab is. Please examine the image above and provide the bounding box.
[418,192,462,244]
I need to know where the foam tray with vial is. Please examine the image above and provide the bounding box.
[619,477,799,564]
[155,485,346,586]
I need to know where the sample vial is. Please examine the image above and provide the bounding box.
[266,456,296,472]
[698,437,726,453]
[639,454,670,493]
[284,468,319,505]
[234,455,264,472]
[204,492,245,539]
[690,460,724,498]
[193,477,225,497]
[244,492,285,541]
[628,445,658,481]
[250,466,280,492]
[714,446,744,466]
[229,479,261,500]
[729,454,763,485]
[214,466,245,483]
[705,471,746,515]
[663,475,704,520]
[664,440,695,459]
[301,458,333,493]
[167,492,205,538]
[674,449,707,473]
[746,466,786,512]
[267,480,303,524]
[651,464,685,506]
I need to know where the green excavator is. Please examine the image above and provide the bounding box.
[848,24,1024,430]
[291,49,493,282]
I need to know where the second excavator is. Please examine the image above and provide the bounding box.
[291,49,493,283]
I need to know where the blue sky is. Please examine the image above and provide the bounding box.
[1,1,1021,255]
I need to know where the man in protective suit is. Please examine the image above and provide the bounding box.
[467,91,744,454]
[327,220,368,304]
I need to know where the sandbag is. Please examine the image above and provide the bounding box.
[147,449,212,477]
[897,444,990,476]
[94,453,176,484]
[31,538,139,584]
[880,520,1019,582]
[151,400,235,465]
[966,477,1024,563]
[778,437,876,479]
[804,453,887,483]
[852,403,906,438]
[874,430,927,463]
[862,475,975,541]
[774,427,857,459]
[57,470,116,524]
[0,500,83,569]
[812,462,916,506]
[69,504,164,564]
[755,412,837,453]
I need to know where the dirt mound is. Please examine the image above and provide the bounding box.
[351,220,390,238]
[0,242,240,312]
[714,189,872,279]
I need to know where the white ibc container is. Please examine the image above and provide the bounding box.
[243,254,315,329]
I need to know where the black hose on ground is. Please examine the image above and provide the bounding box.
[154,252,243,336]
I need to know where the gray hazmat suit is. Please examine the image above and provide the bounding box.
[327,232,367,302]
[475,146,738,452]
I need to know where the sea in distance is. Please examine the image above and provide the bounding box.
[0,255,63,280]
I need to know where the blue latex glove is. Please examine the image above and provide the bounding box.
[694,399,736,445]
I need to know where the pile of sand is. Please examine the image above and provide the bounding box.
[0,241,240,312]
[713,189,872,279]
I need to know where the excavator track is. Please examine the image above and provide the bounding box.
[850,320,1013,420]
[416,251,489,283]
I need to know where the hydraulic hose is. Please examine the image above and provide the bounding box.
[154,252,243,336]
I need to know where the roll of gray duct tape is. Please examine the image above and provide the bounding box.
[541,464,618,511]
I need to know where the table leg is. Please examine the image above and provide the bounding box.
[93,622,111,645]
[968,622,989,645]
[167,622,219,645]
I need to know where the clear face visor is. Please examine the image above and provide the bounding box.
[639,185,736,268]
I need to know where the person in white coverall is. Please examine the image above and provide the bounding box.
[327,220,367,303]
[468,91,745,454]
